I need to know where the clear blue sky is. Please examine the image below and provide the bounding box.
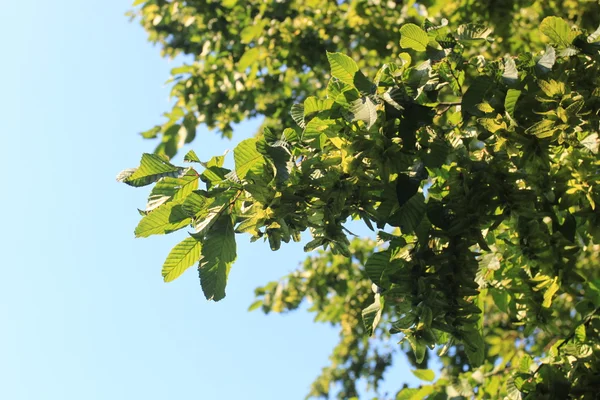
[1,2,421,399]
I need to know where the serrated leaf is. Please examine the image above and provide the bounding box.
[526,119,556,138]
[539,79,566,97]
[118,153,185,187]
[540,17,576,48]
[198,215,237,301]
[162,237,202,282]
[400,24,429,51]
[411,369,435,382]
[290,103,306,128]
[146,169,198,212]
[184,150,201,163]
[326,52,358,85]
[134,200,191,237]
[234,138,265,179]
[504,89,521,119]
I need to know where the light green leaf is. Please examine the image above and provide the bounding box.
[542,278,559,308]
[234,138,265,179]
[238,47,260,70]
[162,237,202,282]
[400,24,429,51]
[146,169,198,212]
[134,200,191,237]
[118,153,185,187]
[411,369,435,382]
[456,23,492,44]
[184,150,201,163]
[198,215,237,301]
[526,119,556,138]
[326,52,360,86]
[540,17,576,48]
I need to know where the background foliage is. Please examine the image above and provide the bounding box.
[122,1,600,398]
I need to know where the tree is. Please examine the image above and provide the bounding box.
[121,1,600,398]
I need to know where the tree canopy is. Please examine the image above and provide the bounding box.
[121,1,600,398]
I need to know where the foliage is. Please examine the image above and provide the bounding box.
[123,1,600,398]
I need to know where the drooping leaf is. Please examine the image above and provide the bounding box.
[198,215,237,301]
[162,236,202,282]
[504,89,521,119]
[362,294,383,336]
[365,251,391,289]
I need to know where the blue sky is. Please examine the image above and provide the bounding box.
[1,2,421,399]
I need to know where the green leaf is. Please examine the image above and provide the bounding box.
[392,193,426,234]
[118,153,185,187]
[365,251,391,289]
[146,169,198,212]
[504,89,521,119]
[407,334,427,364]
[327,52,359,85]
[234,138,265,179]
[348,96,378,129]
[198,215,237,301]
[184,150,201,163]
[540,17,575,48]
[526,119,556,138]
[162,237,202,282]
[362,294,383,336]
[134,200,191,237]
[542,278,559,308]
[290,103,306,128]
[326,52,371,92]
[456,23,492,44]
[411,369,435,382]
[400,24,429,51]
[238,47,260,70]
